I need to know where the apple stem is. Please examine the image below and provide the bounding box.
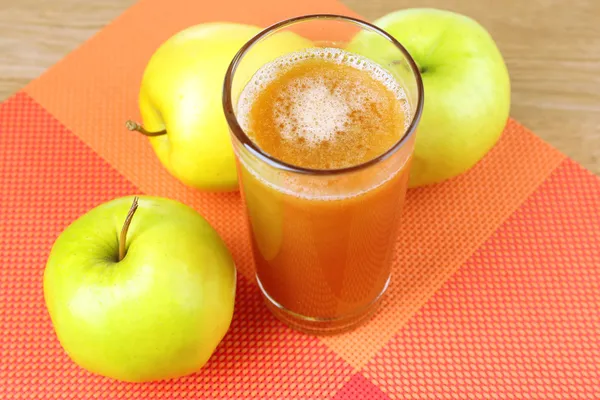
[119,196,139,262]
[125,120,167,137]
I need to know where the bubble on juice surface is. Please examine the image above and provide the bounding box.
[237,47,411,142]
[235,47,414,198]
[274,75,349,145]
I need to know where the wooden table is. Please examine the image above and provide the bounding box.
[2,0,599,174]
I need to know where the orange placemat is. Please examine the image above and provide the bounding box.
[1,0,599,398]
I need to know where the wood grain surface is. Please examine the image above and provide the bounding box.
[1,0,598,174]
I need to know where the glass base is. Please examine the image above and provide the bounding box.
[256,274,390,335]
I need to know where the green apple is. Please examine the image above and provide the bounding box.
[127,23,313,191]
[347,8,510,187]
[43,195,237,382]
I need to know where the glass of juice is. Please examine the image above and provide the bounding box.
[223,14,423,334]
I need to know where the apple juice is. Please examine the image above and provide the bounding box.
[235,48,414,332]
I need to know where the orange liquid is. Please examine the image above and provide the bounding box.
[236,48,413,330]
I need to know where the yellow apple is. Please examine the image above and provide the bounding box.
[128,23,313,191]
[347,9,511,187]
[44,196,237,382]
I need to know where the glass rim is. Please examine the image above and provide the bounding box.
[222,13,424,176]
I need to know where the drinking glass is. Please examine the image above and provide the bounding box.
[223,14,423,334]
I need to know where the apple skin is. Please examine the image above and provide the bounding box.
[43,195,237,382]
[347,8,510,187]
[137,23,313,191]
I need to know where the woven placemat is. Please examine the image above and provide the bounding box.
[1,0,598,398]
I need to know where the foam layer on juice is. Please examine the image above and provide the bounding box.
[236,48,413,200]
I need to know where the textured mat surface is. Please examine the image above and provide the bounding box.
[1,0,599,398]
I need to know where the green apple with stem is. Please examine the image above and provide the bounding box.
[126,23,313,192]
[347,8,511,187]
[43,195,237,382]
